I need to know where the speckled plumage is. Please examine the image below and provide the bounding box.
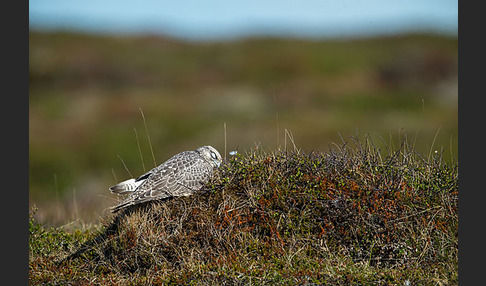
[110,145,222,213]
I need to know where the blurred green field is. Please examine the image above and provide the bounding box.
[29,31,457,226]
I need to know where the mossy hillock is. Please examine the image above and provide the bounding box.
[30,137,458,285]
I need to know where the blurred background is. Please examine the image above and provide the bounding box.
[29,0,458,226]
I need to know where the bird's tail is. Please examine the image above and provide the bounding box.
[109,178,143,195]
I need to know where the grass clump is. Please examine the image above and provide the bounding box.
[30,136,457,285]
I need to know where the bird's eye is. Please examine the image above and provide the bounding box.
[210,151,217,160]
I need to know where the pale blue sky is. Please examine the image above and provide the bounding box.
[29,0,458,40]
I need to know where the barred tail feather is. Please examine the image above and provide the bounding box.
[109,178,143,195]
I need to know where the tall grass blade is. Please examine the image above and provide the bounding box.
[133,127,146,173]
[139,107,157,167]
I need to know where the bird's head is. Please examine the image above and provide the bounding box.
[196,145,223,168]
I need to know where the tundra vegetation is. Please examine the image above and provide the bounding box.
[29,31,457,284]
[29,136,458,285]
